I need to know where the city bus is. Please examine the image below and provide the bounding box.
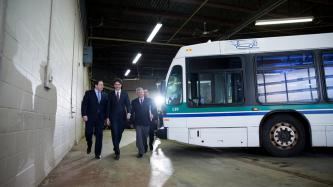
[160,32,333,156]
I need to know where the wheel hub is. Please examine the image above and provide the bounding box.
[270,122,298,149]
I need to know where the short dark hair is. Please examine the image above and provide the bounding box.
[94,80,103,86]
[113,78,123,85]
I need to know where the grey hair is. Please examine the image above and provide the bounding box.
[136,87,144,92]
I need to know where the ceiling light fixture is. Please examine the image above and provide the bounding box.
[146,23,162,42]
[132,53,142,64]
[124,69,131,77]
[255,16,314,26]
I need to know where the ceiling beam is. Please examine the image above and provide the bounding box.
[94,59,171,66]
[89,36,183,47]
[91,21,196,36]
[93,65,169,71]
[171,0,287,18]
[304,0,333,6]
[91,28,191,42]
[89,5,236,27]
[94,53,174,60]
[167,0,208,43]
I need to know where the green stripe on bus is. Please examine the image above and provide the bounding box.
[166,103,333,113]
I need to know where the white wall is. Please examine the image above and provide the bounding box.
[0,0,88,186]
[123,79,159,100]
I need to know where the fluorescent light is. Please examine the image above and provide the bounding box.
[124,69,131,76]
[132,53,142,64]
[255,16,314,26]
[146,23,162,42]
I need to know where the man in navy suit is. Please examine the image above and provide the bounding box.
[131,87,154,158]
[143,89,158,151]
[81,80,108,159]
[106,78,131,160]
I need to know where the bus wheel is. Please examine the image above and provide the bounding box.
[262,114,306,157]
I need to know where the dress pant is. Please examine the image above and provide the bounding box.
[148,122,156,148]
[135,125,150,154]
[111,117,125,155]
[85,117,104,156]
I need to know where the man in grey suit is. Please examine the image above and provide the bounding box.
[130,87,153,158]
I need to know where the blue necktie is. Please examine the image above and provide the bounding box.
[98,92,101,103]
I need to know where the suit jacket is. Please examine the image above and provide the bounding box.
[130,97,154,127]
[107,90,131,121]
[81,90,108,121]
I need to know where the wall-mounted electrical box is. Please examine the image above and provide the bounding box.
[83,46,93,66]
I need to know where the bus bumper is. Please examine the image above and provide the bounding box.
[156,127,168,139]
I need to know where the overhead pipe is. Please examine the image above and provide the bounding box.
[88,36,183,47]
[218,0,287,40]
[167,0,209,43]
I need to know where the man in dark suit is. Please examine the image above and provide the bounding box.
[144,89,158,151]
[106,78,131,160]
[131,87,154,158]
[81,80,108,159]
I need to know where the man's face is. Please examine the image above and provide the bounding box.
[114,81,122,90]
[144,90,149,97]
[95,81,104,91]
[137,90,144,98]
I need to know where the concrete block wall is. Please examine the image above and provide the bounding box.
[0,0,88,186]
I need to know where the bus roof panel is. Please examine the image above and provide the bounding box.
[224,32,333,55]
[174,33,333,59]
[174,41,221,59]
[221,33,333,55]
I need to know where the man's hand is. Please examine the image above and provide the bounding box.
[106,118,110,126]
[150,113,154,122]
[127,113,131,120]
[83,116,88,122]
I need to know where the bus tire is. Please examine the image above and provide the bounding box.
[262,114,306,157]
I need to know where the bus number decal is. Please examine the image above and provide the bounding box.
[172,107,179,112]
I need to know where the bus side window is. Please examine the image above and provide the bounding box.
[187,73,197,106]
[256,53,318,103]
[187,56,244,107]
[322,51,333,100]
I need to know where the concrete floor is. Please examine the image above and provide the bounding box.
[40,130,333,187]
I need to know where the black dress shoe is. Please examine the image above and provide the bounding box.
[136,154,143,158]
[95,155,101,159]
[87,147,91,154]
[114,154,120,160]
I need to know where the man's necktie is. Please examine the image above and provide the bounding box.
[116,91,120,101]
[149,105,153,121]
[98,92,101,103]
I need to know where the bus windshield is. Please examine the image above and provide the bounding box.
[165,65,182,105]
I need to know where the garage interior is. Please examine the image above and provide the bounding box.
[0,0,333,186]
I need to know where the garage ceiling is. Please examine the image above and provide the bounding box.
[85,0,333,82]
